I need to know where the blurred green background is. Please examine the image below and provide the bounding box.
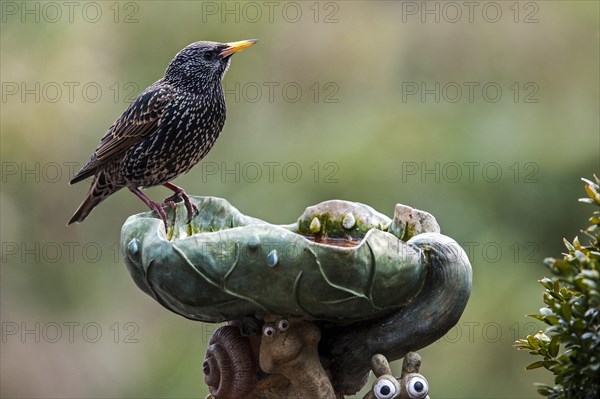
[1,1,598,398]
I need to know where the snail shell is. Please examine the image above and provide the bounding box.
[203,325,258,398]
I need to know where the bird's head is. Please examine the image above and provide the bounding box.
[164,39,258,90]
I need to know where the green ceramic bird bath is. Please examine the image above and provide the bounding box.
[121,196,472,396]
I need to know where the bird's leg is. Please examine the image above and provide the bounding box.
[129,187,168,231]
[162,182,198,223]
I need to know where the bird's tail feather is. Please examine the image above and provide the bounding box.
[67,174,114,225]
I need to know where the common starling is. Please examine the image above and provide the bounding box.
[68,39,258,230]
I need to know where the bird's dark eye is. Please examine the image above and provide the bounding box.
[203,52,214,60]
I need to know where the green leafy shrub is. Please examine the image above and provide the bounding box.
[515,176,600,399]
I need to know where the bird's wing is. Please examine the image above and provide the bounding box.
[70,84,174,184]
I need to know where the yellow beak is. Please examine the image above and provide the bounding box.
[220,39,258,58]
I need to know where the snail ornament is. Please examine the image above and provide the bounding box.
[364,353,430,399]
[203,325,259,398]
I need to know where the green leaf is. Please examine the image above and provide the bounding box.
[543,316,560,325]
[535,384,552,396]
[526,361,546,370]
[573,319,586,331]
[581,177,596,187]
[563,238,575,251]
[548,290,563,300]
[553,280,561,293]
[525,360,544,370]
[584,181,600,201]
[549,335,560,357]
[539,277,553,289]
[527,313,546,322]
[543,360,559,368]
[527,335,540,350]
[560,302,572,320]
[574,250,587,261]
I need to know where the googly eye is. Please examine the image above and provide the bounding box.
[374,378,397,399]
[405,375,429,399]
[277,319,289,331]
[263,326,276,337]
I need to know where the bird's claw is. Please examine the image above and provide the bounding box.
[164,191,197,224]
[183,197,198,224]
[164,192,182,205]
[149,201,169,232]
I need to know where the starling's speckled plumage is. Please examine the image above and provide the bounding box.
[68,39,257,229]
